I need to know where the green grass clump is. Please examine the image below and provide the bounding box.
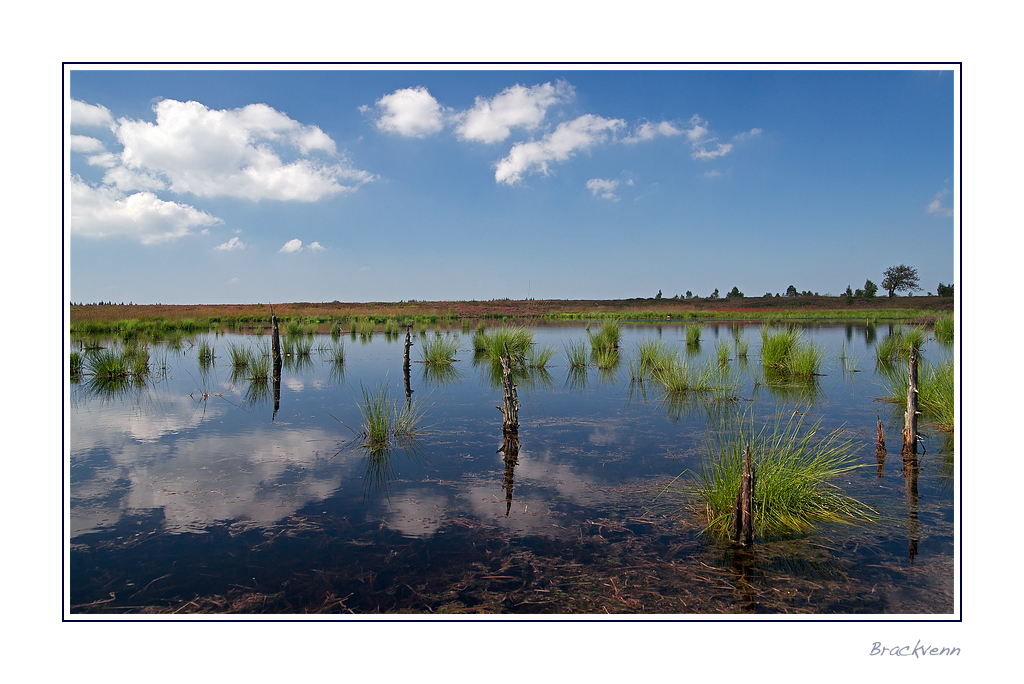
[70,352,83,377]
[592,346,620,370]
[685,324,702,347]
[715,340,731,366]
[293,337,313,357]
[87,349,131,379]
[886,357,954,430]
[327,340,346,366]
[421,334,459,365]
[653,356,726,393]
[760,326,821,376]
[563,338,589,369]
[876,325,926,361]
[526,343,556,368]
[934,315,954,344]
[228,343,252,370]
[734,338,749,359]
[197,340,215,362]
[632,338,673,380]
[687,412,874,540]
[475,325,533,362]
[356,384,425,449]
[588,322,620,354]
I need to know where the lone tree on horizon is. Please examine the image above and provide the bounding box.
[881,264,921,298]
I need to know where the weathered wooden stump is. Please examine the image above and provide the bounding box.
[403,326,413,406]
[875,416,886,478]
[901,346,919,457]
[496,343,520,433]
[732,443,755,546]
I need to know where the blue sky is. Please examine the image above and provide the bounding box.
[68,68,955,304]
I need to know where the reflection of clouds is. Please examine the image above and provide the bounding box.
[383,490,448,538]
[283,376,305,391]
[72,426,355,537]
[73,393,225,446]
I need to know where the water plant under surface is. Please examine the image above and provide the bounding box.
[686,411,874,541]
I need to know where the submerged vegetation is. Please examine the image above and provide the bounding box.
[687,412,874,540]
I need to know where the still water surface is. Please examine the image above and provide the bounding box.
[69,322,954,614]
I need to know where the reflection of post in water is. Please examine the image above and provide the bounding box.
[499,432,520,516]
[271,305,283,420]
[903,449,920,563]
[403,324,414,408]
[876,416,887,478]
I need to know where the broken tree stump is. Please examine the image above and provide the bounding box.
[496,342,520,433]
[731,443,755,546]
[271,307,282,368]
[403,325,413,407]
[901,345,919,457]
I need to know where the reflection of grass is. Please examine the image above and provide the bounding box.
[421,362,462,386]
[688,412,874,540]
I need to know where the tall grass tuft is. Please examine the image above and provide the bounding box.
[653,356,728,393]
[327,340,346,366]
[632,338,674,380]
[715,340,731,366]
[356,384,426,449]
[876,325,926,361]
[564,338,589,369]
[475,325,533,362]
[934,315,954,344]
[526,343,556,369]
[588,322,620,354]
[687,412,874,540]
[421,334,459,365]
[70,352,83,378]
[886,357,954,430]
[198,340,215,363]
[760,326,821,377]
[685,324,702,347]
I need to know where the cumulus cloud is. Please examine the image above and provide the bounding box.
[69,99,114,128]
[692,143,733,160]
[456,81,573,143]
[112,99,374,201]
[622,120,683,144]
[70,135,106,154]
[704,169,722,178]
[366,86,446,137]
[215,236,245,251]
[733,127,763,142]
[279,238,303,253]
[306,241,325,251]
[68,175,222,244]
[102,165,166,193]
[586,178,620,200]
[495,115,625,185]
[926,188,953,217]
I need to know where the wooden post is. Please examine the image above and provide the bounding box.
[875,416,886,478]
[271,306,282,368]
[496,342,520,433]
[901,346,919,457]
[732,443,755,546]
[403,325,413,407]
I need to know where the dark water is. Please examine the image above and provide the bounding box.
[68,322,955,614]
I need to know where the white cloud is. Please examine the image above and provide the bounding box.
[704,170,722,178]
[456,81,573,143]
[113,99,374,201]
[86,152,119,168]
[279,238,303,253]
[692,142,733,160]
[926,189,953,217]
[306,241,325,251]
[586,178,619,200]
[68,175,222,244]
[215,236,245,251]
[226,277,240,285]
[495,114,626,185]
[70,135,106,153]
[367,86,446,137]
[622,120,683,144]
[69,99,114,128]
[102,165,167,193]
[733,127,763,142]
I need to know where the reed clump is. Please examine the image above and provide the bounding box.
[886,357,954,430]
[631,338,674,381]
[685,324,702,347]
[563,338,589,369]
[760,326,822,377]
[653,356,731,394]
[421,334,459,365]
[474,325,533,363]
[687,412,874,540]
[934,315,954,344]
[526,343,556,369]
[875,325,926,362]
[588,322,620,354]
[356,384,426,449]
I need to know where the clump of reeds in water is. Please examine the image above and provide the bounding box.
[886,357,954,430]
[474,325,533,363]
[327,340,345,366]
[70,352,83,379]
[629,338,673,381]
[421,333,459,365]
[734,337,749,359]
[760,326,822,377]
[687,411,874,540]
[563,338,589,369]
[588,322,620,354]
[685,324,702,347]
[330,319,344,339]
[197,340,215,365]
[526,343,556,369]
[653,356,732,394]
[356,384,425,450]
[875,325,926,362]
[715,340,731,366]
[934,315,954,345]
